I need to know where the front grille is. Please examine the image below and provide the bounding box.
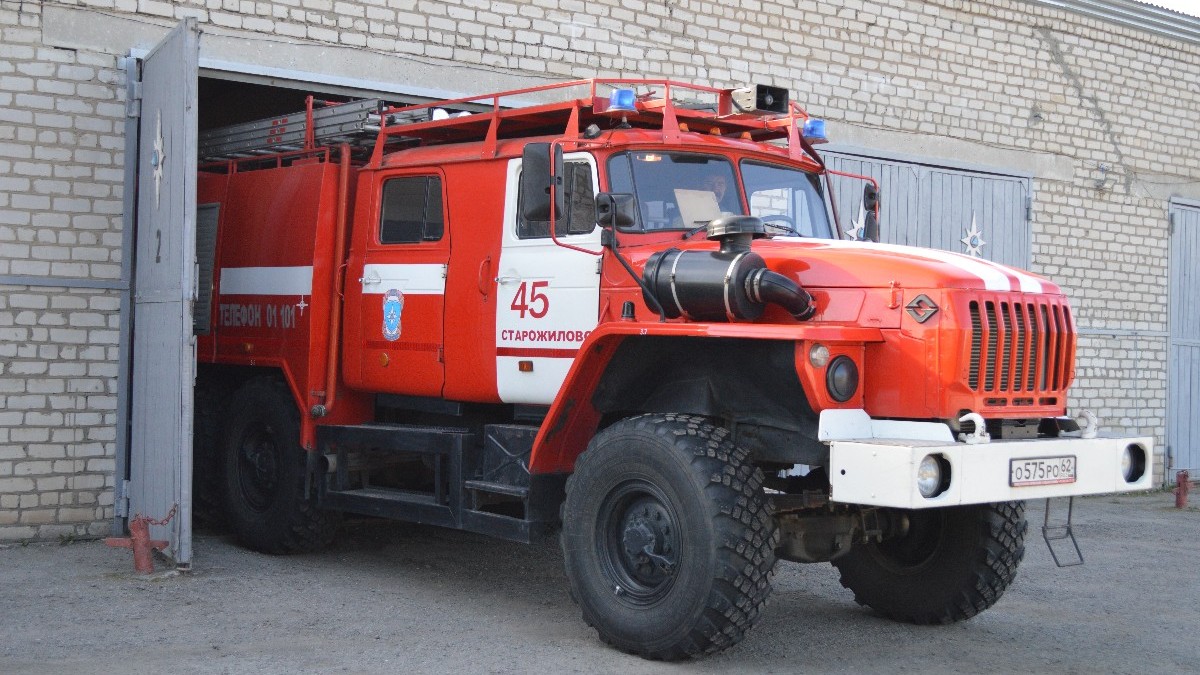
[967,297,1073,395]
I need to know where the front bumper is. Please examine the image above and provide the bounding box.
[821,410,1153,509]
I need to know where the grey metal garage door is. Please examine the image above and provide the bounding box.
[823,152,1032,270]
[1168,199,1200,482]
[122,19,200,566]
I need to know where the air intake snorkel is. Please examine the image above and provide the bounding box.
[642,216,816,322]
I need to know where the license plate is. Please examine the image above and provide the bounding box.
[1009,456,1077,487]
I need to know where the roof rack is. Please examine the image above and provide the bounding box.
[365,79,821,164]
[198,79,823,166]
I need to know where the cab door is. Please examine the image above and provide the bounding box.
[351,172,449,395]
[494,154,601,404]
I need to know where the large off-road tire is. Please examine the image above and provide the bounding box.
[223,377,338,554]
[560,414,778,660]
[832,502,1027,624]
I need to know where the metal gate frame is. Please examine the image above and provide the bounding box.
[115,19,200,568]
[1167,197,1200,485]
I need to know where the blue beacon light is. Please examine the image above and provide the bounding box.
[608,89,638,112]
[802,118,827,142]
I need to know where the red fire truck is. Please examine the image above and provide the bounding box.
[193,79,1152,659]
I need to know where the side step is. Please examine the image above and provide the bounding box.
[322,487,456,529]
[315,422,550,543]
[319,423,469,531]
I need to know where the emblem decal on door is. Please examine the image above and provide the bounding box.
[960,212,987,258]
[152,111,167,210]
[382,289,404,341]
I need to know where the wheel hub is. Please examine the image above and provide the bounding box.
[237,427,280,512]
[621,520,657,559]
[248,442,277,480]
[616,498,677,584]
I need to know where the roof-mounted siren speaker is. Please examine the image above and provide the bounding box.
[731,84,789,115]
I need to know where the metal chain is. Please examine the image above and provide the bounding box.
[137,503,178,527]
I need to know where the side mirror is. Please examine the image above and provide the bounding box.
[861,183,880,242]
[520,142,564,222]
[595,192,637,230]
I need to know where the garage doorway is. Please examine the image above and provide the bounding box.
[118,21,475,567]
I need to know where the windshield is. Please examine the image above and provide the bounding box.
[741,160,833,238]
[607,151,832,238]
[607,152,741,231]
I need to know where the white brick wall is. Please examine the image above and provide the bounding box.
[0,285,119,539]
[1,0,1196,538]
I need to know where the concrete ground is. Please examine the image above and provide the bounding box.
[0,492,1195,674]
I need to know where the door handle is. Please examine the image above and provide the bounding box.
[358,270,381,285]
[495,275,521,285]
[478,256,492,297]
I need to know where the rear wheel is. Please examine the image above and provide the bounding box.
[223,376,337,553]
[832,502,1027,624]
[561,414,777,660]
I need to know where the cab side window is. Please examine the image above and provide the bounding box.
[517,161,596,239]
[380,176,444,244]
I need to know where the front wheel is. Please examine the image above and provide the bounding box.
[832,502,1027,624]
[560,414,778,660]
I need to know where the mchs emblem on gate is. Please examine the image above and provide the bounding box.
[383,289,404,341]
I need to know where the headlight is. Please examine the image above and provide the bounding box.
[825,356,858,402]
[808,343,831,368]
[917,454,943,498]
[1121,444,1146,483]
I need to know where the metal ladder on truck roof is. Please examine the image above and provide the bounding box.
[198,96,445,163]
[198,79,828,166]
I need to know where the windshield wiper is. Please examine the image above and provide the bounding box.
[682,222,710,239]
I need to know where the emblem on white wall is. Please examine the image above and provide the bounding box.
[960,212,986,257]
[152,111,167,210]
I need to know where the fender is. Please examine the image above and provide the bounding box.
[528,321,885,474]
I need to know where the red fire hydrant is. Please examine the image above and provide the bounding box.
[1176,470,1190,509]
[106,505,175,574]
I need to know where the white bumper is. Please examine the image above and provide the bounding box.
[820,410,1154,509]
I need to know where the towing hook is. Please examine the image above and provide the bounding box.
[958,412,990,444]
[1075,410,1098,439]
[1176,470,1190,509]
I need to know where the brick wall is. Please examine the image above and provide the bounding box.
[1,0,1196,539]
[0,286,118,539]
[1,0,127,540]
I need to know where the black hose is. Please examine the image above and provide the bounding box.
[746,268,816,321]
